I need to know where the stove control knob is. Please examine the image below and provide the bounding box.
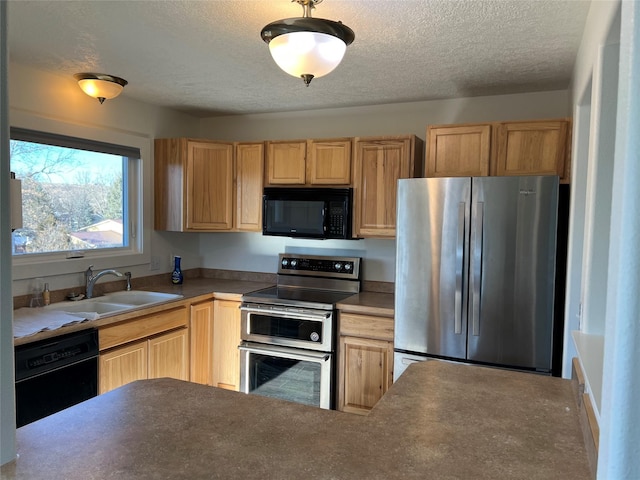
[290,259,298,268]
[282,259,289,267]
[344,263,352,271]
[310,332,320,342]
[334,263,343,271]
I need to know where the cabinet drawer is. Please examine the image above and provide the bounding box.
[339,313,394,341]
[99,306,188,351]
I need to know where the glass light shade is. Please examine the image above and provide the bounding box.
[268,31,347,79]
[77,79,124,101]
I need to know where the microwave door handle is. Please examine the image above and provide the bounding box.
[323,207,327,232]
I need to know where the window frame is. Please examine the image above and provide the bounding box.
[10,115,151,281]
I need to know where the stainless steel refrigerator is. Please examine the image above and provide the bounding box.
[394,176,559,379]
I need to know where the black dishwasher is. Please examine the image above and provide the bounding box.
[15,328,99,427]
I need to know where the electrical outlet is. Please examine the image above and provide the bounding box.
[150,256,161,271]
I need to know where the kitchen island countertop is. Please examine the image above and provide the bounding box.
[1,360,591,479]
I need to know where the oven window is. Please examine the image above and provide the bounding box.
[249,313,323,343]
[247,353,322,407]
[265,199,325,235]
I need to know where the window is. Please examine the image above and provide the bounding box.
[10,128,141,259]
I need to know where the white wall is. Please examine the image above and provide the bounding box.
[199,90,570,142]
[0,1,16,465]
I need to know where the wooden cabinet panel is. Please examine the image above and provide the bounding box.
[353,136,422,238]
[99,306,188,351]
[339,313,394,341]
[266,141,306,185]
[426,124,491,177]
[307,139,352,185]
[425,119,571,182]
[212,299,241,391]
[190,300,215,386]
[493,120,569,180]
[148,328,189,381]
[154,138,236,232]
[186,141,234,230]
[338,335,393,415]
[235,142,264,232]
[99,340,147,394]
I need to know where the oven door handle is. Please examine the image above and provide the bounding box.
[240,306,331,322]
[239,342,331,362]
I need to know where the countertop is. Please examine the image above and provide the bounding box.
[1,361,591,479]
[336,291,394,316]
[13,278,395,346]
[12,278,274,346]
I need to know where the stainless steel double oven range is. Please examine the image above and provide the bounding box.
[239,253,361,409]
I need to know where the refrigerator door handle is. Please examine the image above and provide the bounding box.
[454,202,466,335]
[471,202,484,336]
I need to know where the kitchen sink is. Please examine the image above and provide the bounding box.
[43,291,184,318]
[98,290,183,306]
[45,300,134,316]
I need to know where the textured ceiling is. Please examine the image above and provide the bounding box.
[7,0,592,117]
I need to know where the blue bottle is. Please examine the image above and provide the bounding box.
[171,255,183,285]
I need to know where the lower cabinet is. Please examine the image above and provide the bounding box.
[190,300,215,386]
[212,299,241,391]
[337,312,394,415]
[99,327,189,394]
[98,306,189,394]
[189,298,241,391]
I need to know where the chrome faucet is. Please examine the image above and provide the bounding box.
[85,265,124,299]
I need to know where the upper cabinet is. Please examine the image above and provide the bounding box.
[426,119,571,183]
[493,120,569,179]
[154,138,262,232]
[265,138,352,186]
[235,142,264,232]
[352,135,424,238]
[426,124,491,177]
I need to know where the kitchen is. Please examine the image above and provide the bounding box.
[1,0,639,478]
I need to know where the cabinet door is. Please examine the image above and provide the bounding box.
[186,141,234,230]
[148,328,189,381]
[493,120,569,180]
[99,340,148,394]
[426,124,491,177]
[353,137,414,237]
[307,139,352,185]
[190,300,215,386]
[265,141,306,185]
[338,336,394,415]
[235,142,264,232]
[212,300,241,391]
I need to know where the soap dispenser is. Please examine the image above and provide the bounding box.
[171,256,183,285]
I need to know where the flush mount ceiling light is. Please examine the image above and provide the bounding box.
[260,0,355,86]
[74,73,128,104]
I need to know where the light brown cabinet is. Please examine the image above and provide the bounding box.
[189,298,241,391]
[493,120,569,179]
[154,138,263,232]
[426,119,571,183]
[265,138,352,186]
[98,305,189,394]
[212,299,241,391]
[426,124,491,177]
[235,142,264,232]
[190,300,215,386]
[337,312,394,415]
[352,135,423,238]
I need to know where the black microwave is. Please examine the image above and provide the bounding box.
[263,187,353,239]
